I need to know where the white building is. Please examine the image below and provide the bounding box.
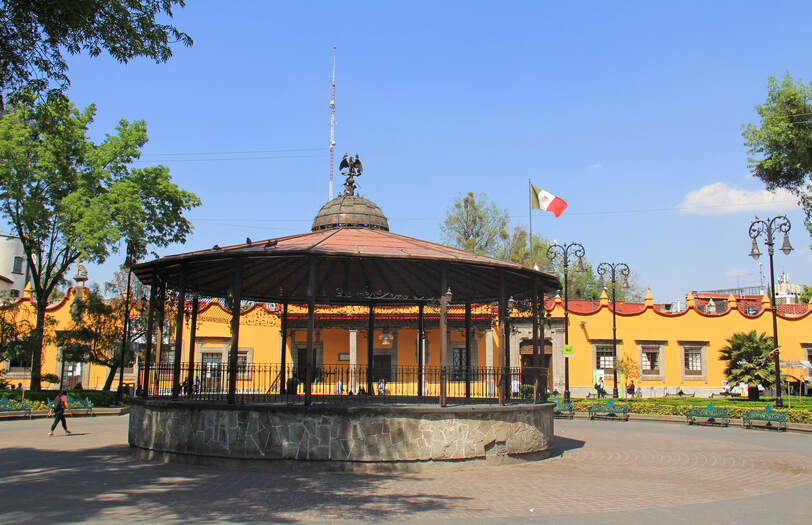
[0,234,29,299]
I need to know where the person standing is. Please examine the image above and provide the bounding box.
[48,390,73,436]
[597,376,606,398]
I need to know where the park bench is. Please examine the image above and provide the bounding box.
[550,397,574,419]
[50,395,95,417]
[742,405,787,431]
[0,396,32,419]
[588,400,629,421]
[685,402,729,426]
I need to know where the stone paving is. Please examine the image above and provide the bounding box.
[0,414,810,524]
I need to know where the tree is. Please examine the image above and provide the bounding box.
[800,285,812,305]
[57,285,145,391]
[742,74,812,238]
[441,192,509,256]
[719,331,776,401]
[0,0,192,107]
[0,92,200,390]
[0,302,33,366]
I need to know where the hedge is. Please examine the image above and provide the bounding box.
[0,389,121,407]
[569,399,812,424]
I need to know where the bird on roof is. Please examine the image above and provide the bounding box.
[213,244,220,250]
[246,237,252,246]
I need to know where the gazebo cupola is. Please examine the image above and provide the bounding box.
[311,153,389,231]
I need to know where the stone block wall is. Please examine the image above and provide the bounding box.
[129,400,554,466]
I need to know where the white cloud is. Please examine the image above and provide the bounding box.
[677,182,798,215]
[590,163,603,169]
[725,268,749,278]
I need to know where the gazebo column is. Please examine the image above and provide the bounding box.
[367,303,374,395]
[279,301,288,394]
[439,265,448,407]
[171,271,186,400]
[465,302,471,398]
[499,271,508,405]
[417,303,424,398]
[305,257,316,405]
[141,281,158,398]
[227,262,242,404]
[186,292,199,394]
[532,279,540,403]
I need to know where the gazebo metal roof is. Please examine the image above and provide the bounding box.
[132,227,561,304]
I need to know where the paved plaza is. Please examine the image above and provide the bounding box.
[0,414,810,524]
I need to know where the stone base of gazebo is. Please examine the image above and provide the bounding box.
[128,400,556,472]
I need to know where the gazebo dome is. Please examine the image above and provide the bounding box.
[312,194,389,231]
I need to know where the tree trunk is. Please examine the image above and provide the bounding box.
[748,384,760,401]
[102,365,118,392]
[29,298,48,392]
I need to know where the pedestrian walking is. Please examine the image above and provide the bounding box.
[48,390,73,436]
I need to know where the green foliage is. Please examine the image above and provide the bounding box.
[0,0,192,102]
[0,92,199,390]
[1,389,119,406]
[800,285,812,305]
[441,192,509,256]
[569,397,812,424]
[719,331,777,398]
[0,303,33,364]
[41,373,59,384]
[742,73,812,236]
[615,354,638,384]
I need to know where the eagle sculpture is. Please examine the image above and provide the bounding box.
[339,153,363,195]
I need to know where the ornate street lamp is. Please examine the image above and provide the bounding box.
[596,261,630,399]
[546,241,586,402]
[748,215,793,408]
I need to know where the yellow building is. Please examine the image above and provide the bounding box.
[2,285,811,398]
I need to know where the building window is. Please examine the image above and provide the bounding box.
[641,346,660,374]
[237,350,251,379]
[683,346,703,375]
[12,256,23,274]
[9,289,19,298]
[595,345,614,372]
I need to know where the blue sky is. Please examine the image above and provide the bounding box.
[28,1,812,302]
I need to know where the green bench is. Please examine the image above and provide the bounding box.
[50,395,95,417]
[550,397,574,419]
[0,396,32,419]
[685,402,729,426]
[742,405,787,431]
[588,400,629,421]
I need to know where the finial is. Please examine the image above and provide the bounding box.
[339,153,363,196]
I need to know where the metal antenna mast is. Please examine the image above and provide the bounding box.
[329,47,336,200]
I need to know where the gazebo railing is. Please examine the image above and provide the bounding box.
[141,363,547,403]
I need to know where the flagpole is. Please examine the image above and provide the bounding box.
[529,178,534,269]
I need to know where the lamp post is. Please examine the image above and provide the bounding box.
[596,261,630,399]
[748,215,793,408]
[116,242,137,404]
[546,241,586,402]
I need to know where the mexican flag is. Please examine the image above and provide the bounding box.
[530,184,567,218]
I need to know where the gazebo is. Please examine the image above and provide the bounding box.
[128,163,561,468]
[133,170,559,405]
